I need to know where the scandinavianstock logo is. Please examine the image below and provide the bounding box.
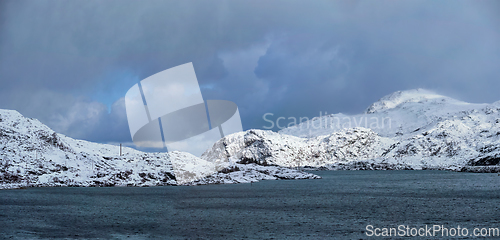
[124,62,243,157]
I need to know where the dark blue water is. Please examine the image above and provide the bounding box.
[1,171,500,239]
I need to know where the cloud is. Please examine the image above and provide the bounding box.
[0,0,499,143]
[0,88,129,142]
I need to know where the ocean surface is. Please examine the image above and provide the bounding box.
[1,171,500,239]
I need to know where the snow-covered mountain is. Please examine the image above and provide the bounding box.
[203,89,500,171]
[3,88,499,190]
[0,110,318,189]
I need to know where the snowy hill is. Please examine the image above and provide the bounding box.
[0,110,318,189]
[364,88,457,114]
[280,88,487,138]
[204,89,500,171]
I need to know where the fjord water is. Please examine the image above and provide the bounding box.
[1,171,500,239]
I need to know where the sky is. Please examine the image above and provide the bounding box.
[0,0,499,148]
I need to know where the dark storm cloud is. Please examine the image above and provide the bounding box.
[0,0,499,144]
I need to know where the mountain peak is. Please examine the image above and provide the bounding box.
[365,89,453,114]
[0,109,23,121]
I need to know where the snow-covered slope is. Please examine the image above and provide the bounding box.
[202,128,394,167]
[365,89,456,114]
[204,89,500,171]
[281,89,487,138]
[0,110,319,189]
